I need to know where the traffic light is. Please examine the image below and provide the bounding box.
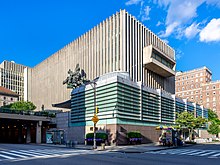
[95,106,99,114]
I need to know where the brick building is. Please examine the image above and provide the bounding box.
[0,86,19,107]
[175,67,220,117]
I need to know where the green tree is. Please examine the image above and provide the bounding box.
[176,111,207,141]
[207,109,220,136]
[2,101,36,111]
[208,109,219,122]
[208,122,220,136]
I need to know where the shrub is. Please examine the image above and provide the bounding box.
[85,132,108,145]
[127,131,142,144]
[86,132,108,140]
[127,131,141,138]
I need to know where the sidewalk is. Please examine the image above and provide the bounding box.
[99,143,178,153]
[38,142,184,153]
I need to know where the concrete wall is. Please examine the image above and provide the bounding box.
[28,10,175,111]
[116,124,161,145]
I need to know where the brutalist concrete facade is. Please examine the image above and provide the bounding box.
[27,10,176,111]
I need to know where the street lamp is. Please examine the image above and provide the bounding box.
[90,80,99,149]
[63,64,99,149]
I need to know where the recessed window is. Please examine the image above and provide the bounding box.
[213,91,216,95]
[11,98,13,101]
[207,98,209,102]
[213,86,216,89]
[206,92,209,96]
[3,97,6,100]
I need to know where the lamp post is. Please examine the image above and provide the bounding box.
[93,81,97,149]
[90,80,98,149]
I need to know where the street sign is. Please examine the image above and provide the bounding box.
[92,115,99,124]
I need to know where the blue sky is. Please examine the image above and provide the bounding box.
[0,0,220,80]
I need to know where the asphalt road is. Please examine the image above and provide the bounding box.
[0,143,220,165]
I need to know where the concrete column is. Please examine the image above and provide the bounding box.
[18,125,22,143]
[26,126,31,143]
[36,121,42,144]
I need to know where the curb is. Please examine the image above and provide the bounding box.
[107,144,194,153]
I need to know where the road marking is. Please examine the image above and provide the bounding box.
[199,151,217,156]
[210,152,220,157]
[187,150,207,155]
[0,151,27,158]
[0,153,16,159]
[177,150,199,155]
[19,150,47,156]
[0,148,95,162]
[10,150,41,157]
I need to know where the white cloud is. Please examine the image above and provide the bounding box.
[141,6,151,21]
[185,23,201,39]
[162,39,169,44]
[156,21,163,26]
[160,0,204,37]
[153,0,171,8]
[125,0,143,6]
[206,0,220,7]
[160,21,179,37]
[154,0,220,39]
[200,18,220,42]
[175,49,184,60]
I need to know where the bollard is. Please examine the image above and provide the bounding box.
[101,143,105,150]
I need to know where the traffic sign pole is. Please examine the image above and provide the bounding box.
[93,81,97,149]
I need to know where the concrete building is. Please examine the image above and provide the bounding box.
[68,72,208,144]
[27,9,176,110]
[0,60,27,101]
[0,86,19,107]
[175,67,220,117]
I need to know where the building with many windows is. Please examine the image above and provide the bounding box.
[0,86,19,107]
[26,9,176,110]
[69,72,208,144]
[0,60,27,101]
[176,67,220,117]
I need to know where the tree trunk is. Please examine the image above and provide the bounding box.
[189,129,192,141]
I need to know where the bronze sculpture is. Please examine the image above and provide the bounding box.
[63,64,89,89]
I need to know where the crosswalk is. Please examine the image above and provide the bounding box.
[0,148,96,162]
[147,149,220,159]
